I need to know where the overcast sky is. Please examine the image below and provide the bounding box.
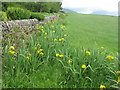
[62,0,119,12]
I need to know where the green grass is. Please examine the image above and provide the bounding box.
[2,14,119,88]
[64,13,118,54]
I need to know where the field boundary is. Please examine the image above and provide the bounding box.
[0,14,60,33]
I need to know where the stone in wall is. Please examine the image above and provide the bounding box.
[0,19,39,33]
[0,14,60,33]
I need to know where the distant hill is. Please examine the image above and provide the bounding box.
[62,8,77,13]
[64,8,118,16]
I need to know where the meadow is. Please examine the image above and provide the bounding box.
[2,13,119,88]
[65,13,118,54]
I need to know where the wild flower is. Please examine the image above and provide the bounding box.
[82,65,86,69]
[100,85,106,89]
[61,38,65,41]
[116,71,120,74]
[118,76,120,83]
[8,51,16,54]
[59,39,62,41]
[52,31,56,33]
[63,34,67,37]
[40,52,44,55]
[59,54,64,57]
[101,46,105,49]
[37,50,40,53]
[61,25,65,29]
[41,28,44,31]
[41,26,44,28]
[56,54,59,57]
[106,55,114,60]
[37,49,44,55]
[26,56,30,60]
[68,60,72,63]
[44,33,47,35]
[86,51,91,55]
[39,49,43,52]
[9,46,15,50]
[56,54,64,57]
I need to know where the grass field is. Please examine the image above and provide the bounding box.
[2,13,119,88]
[64,13,118,54]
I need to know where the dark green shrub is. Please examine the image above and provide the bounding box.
[30,12,45,21]
[0,11,8,21]
[6,7,31,20]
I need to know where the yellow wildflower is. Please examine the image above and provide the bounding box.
[39,49,43,52]
[37,50,40,53]
[40,52,44,55]
[61,38,65,41]
[9,46,15,50]
[56,54,59,57]
[61,25,65,29]
[82,65,86,69]
[41,26,44,28]
[59,54,64,57]
[8,51,16,54]
[36,24,38,26]
[26,56,30,60]
[100,85,106,90]
[116,71,120,74]
[44,33,47,35]
[118,76,120,83]
[42,31,45,33]
[63,34,67,37]
[101,46,105,49]
[68,60,72,63]
[59,39,62,41]
[41,29,44,33]
[37,49,43,53]
[86,51,91,55]
[52,31,56,33]
[106,55,114,60]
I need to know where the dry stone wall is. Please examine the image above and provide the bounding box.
[0,15,60,33]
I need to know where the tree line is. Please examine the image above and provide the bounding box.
[2,2,62,13]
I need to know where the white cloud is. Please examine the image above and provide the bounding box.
[62,0,120,12]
